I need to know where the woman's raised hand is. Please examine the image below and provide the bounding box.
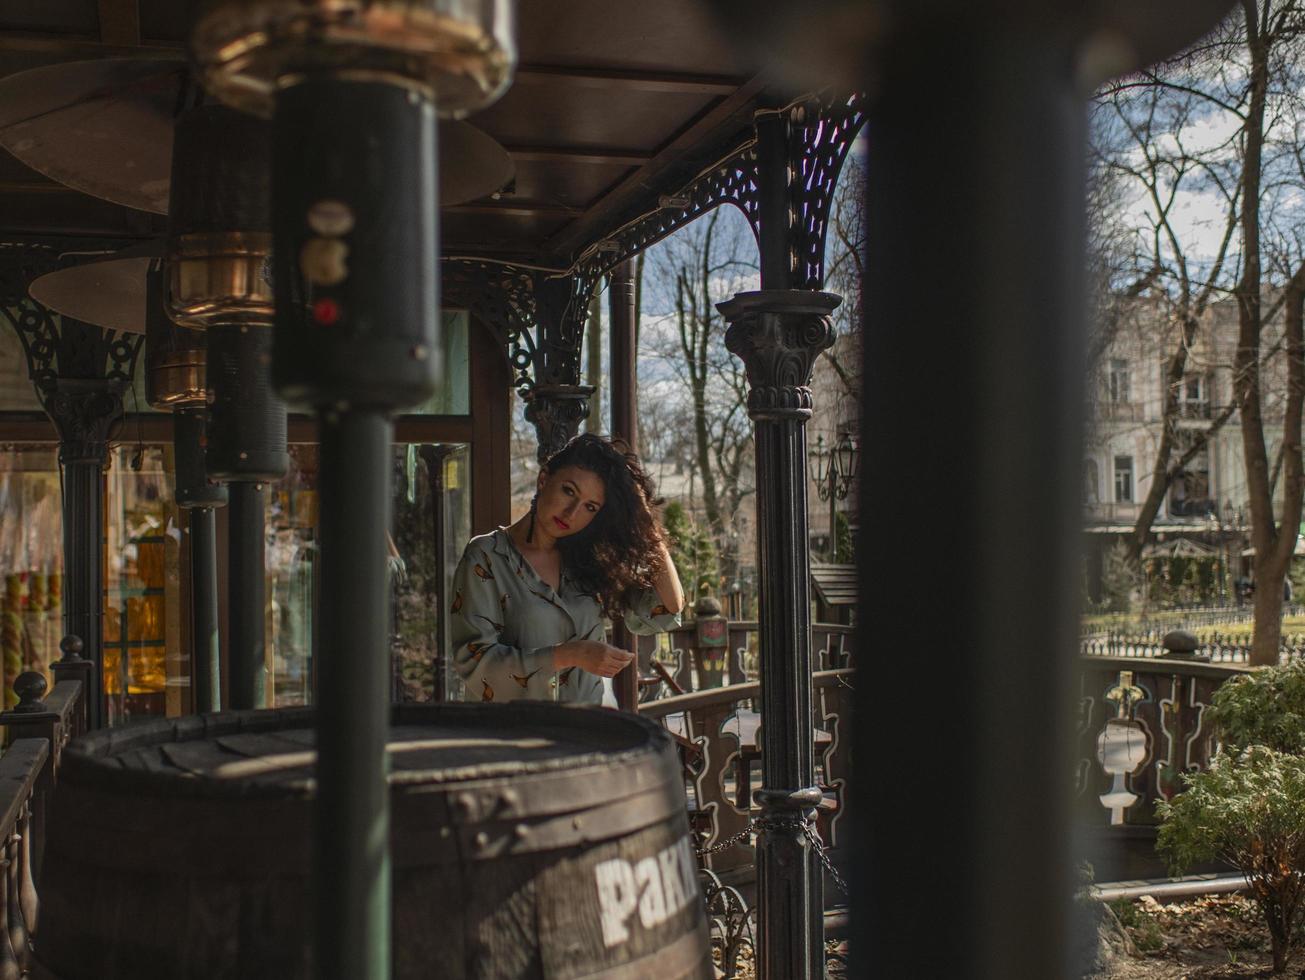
[554,640,635,678]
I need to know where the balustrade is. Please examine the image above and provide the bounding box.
[0,644,88,977]
[636,620,854,699]
[1077,654,1247,880]
[640,668,854,877]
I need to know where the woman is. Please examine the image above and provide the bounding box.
[449,433,685,704]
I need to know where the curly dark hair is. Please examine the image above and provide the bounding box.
[543,433,665,619]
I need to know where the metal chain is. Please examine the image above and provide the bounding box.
[696,822,755,857]
[804,822,850,897]
[696,819,849,897]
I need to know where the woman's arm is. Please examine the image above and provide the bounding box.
[553,640,634,677]
[651,540,685,615]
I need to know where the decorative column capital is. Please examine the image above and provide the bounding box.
[718,289,840,421]
[524,383,595,463]
[47,378,126,466]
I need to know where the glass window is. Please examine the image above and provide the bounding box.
[1108,359,1130,404]
[104,445,182,724]
[0,446,63,704]
[265,442,472,706]
[1083,459,1099,504]
[1114,455,1134,503]
[408,311,470,415]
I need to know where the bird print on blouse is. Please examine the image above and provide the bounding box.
[450,528,680,705]
[510,668,541,689]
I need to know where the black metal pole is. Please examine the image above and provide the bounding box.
[59,441,106,731]
[226,481,266,710]
[190,505,221,713]
[315,411,393,977]
[609,258,640,710]
[170,402,227,714]
[272,75,438,980]
[853,30,1083,979]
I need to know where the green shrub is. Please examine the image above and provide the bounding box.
[1157,747,1305,973]
[1208,658,1305,754]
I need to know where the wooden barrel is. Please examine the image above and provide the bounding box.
[37,703,711,980]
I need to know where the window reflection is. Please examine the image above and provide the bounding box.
[0,447,62,704]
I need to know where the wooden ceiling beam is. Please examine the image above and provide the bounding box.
[0,36,747,96]
[542,74,769,261]
[0,32,181,61]
[506,145,651,167]
[514,64,745,96]
[96,0,141,48]
[445,201,581,218]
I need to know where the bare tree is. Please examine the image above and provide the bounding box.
[1093,53,1242,565]
[1093,2,1305,662]
[641,207,758,582]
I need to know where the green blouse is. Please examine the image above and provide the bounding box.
[449,528,681,704]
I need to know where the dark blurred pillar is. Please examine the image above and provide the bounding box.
[609,258,640,710]
[854,29,1084,979]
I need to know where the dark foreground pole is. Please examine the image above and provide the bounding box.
[855,31,1084,979]
[315,411,393,976]
[609,258,640,710]
[272,76,439,980]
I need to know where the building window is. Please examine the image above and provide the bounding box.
[1114,456,1134,503]
[1109,360,1131,403]
[1179,372,1209,418]
[1083,459,1100,504]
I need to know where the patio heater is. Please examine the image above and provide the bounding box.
[143,267,229,713]
[191,2,516,975]
[166,104,288,713]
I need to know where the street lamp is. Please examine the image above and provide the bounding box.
[809,431,859,559]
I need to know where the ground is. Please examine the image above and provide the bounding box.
[1093,894,1288,979]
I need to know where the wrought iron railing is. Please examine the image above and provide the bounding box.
[636,620,854,696]
[1081,629,1305,664]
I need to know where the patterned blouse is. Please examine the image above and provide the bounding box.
[449,528,681,704]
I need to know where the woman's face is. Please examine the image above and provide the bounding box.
[536,465,606,538]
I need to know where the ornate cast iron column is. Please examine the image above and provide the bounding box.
[719,98,861,980]
[524,383,594,463]
[525,274,597,462]
[719,291,836,979]
[0,249,142,731]
[47,368,126,733]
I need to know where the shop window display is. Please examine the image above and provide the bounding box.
[0,447,62,704]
